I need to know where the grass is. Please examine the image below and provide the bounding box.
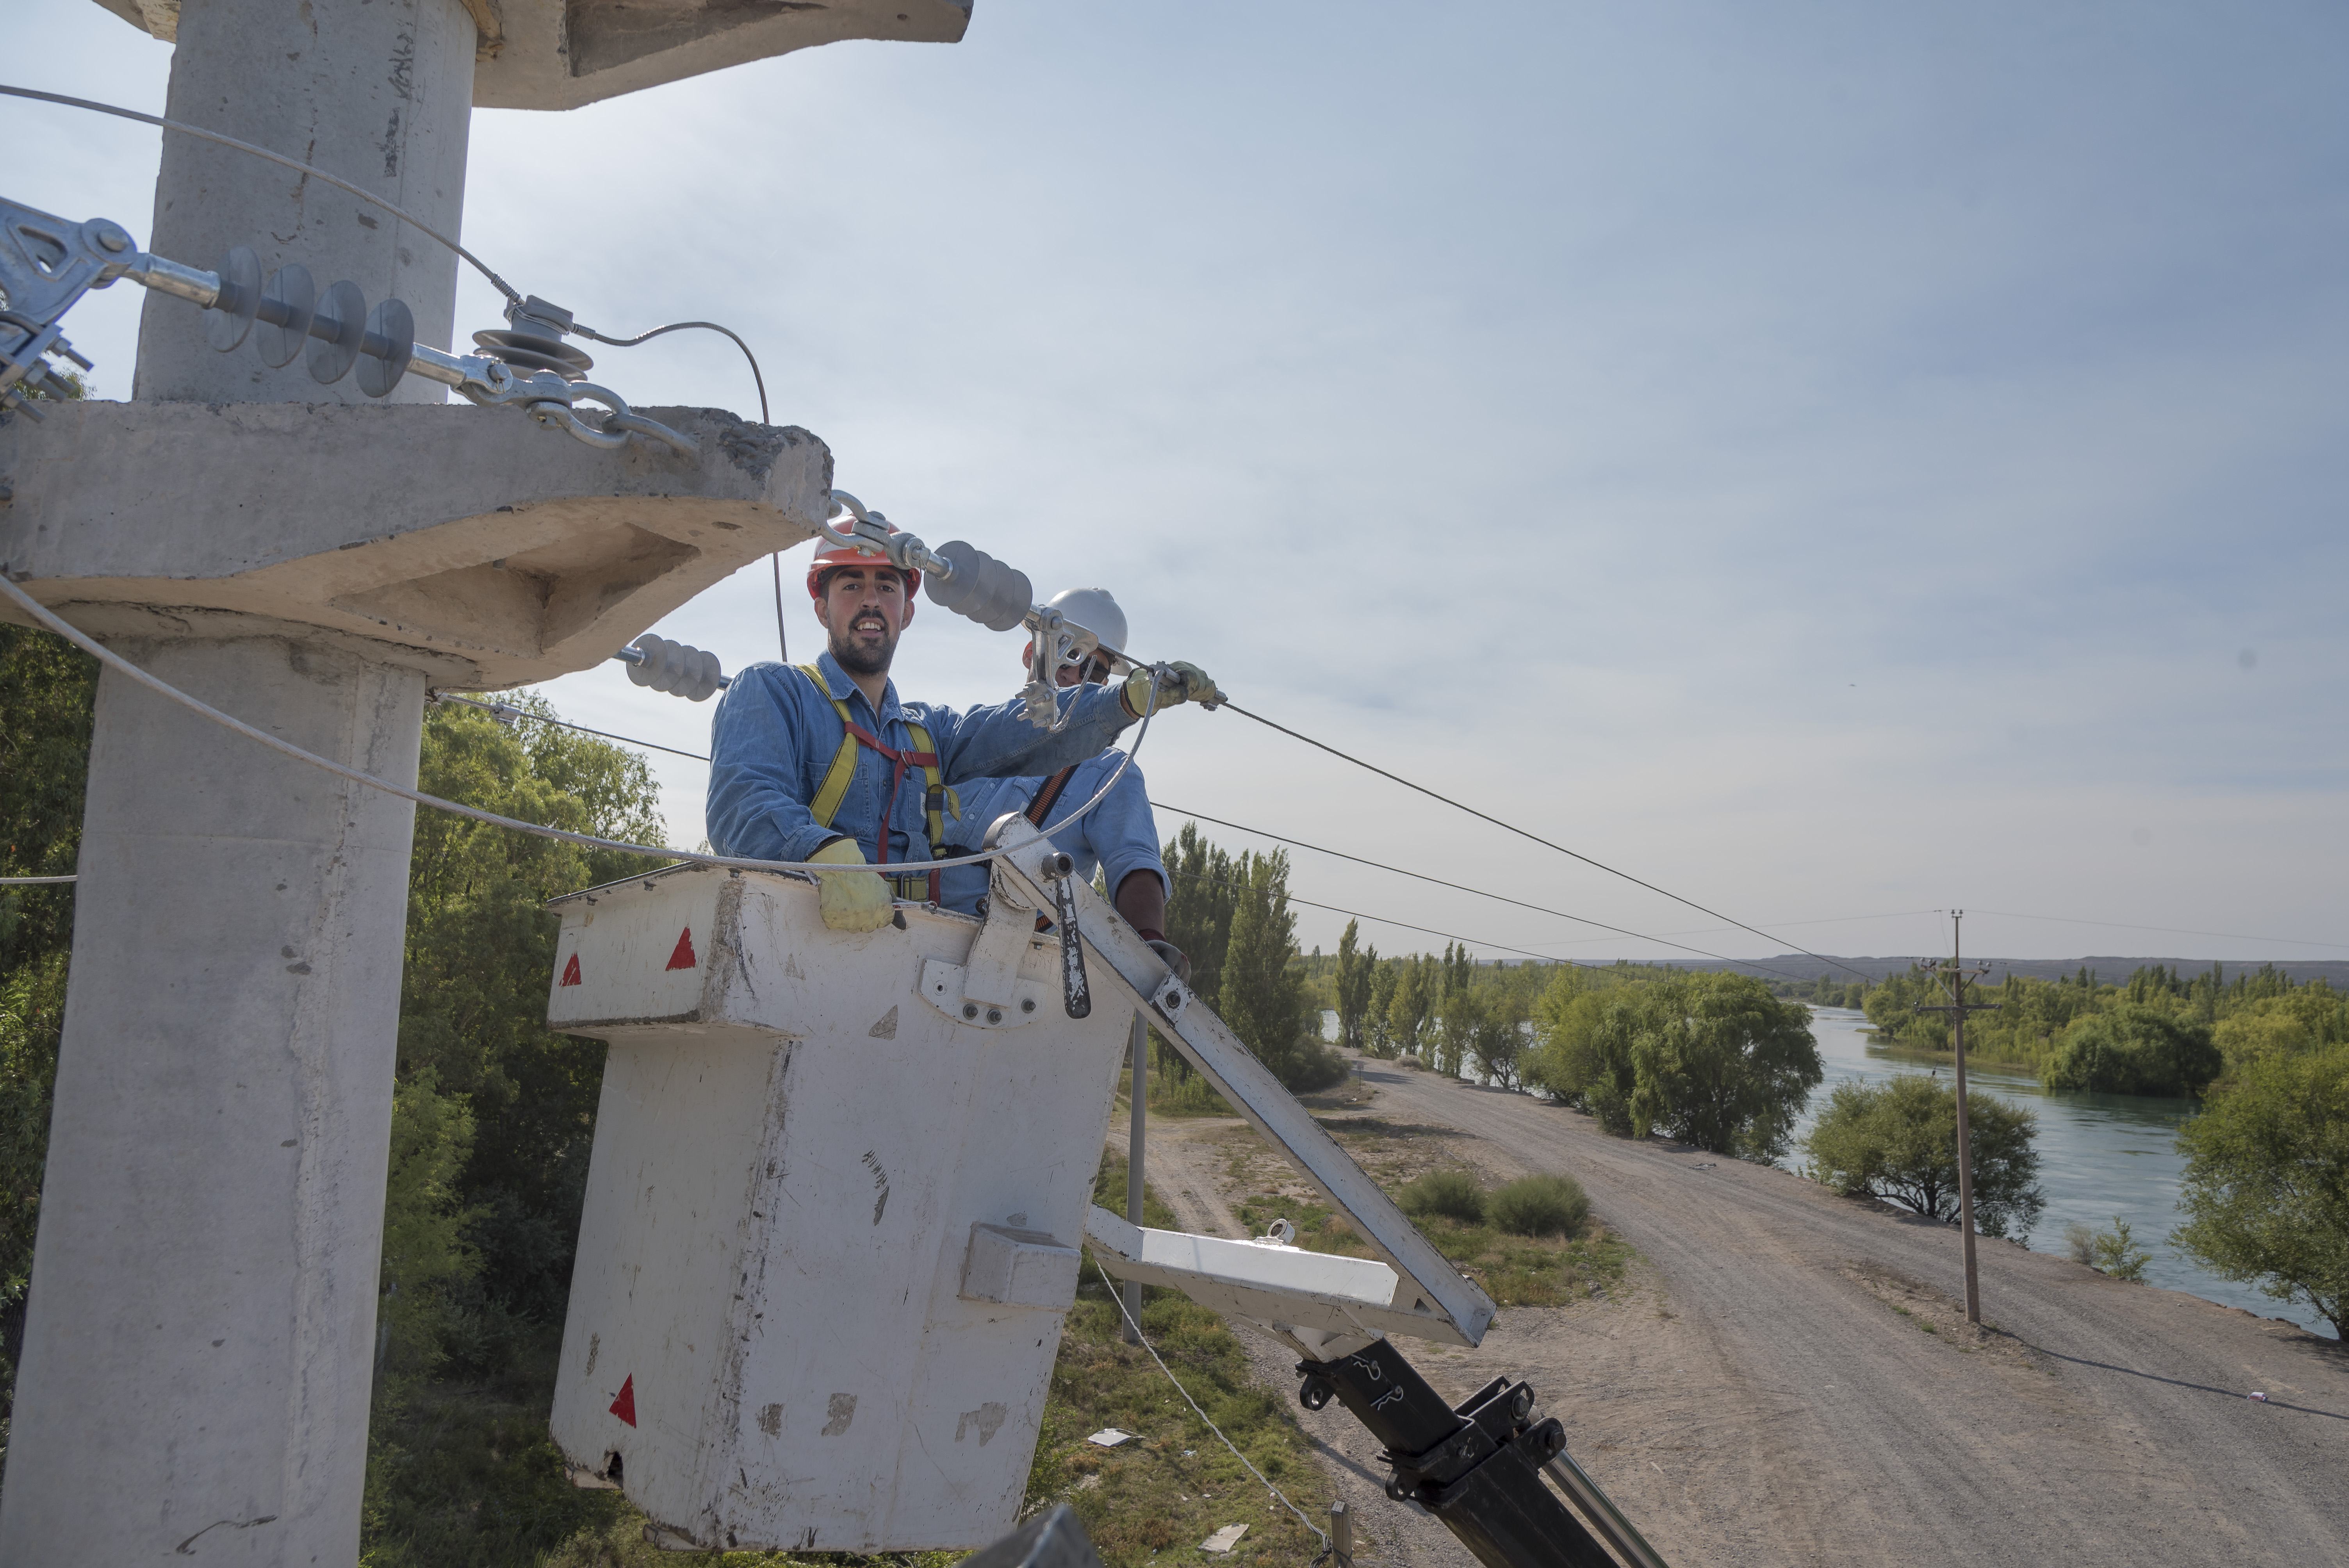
[1025,1150,1333,1566]
[1224,1126,1636,1310]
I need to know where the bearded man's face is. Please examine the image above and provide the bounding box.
[818,566,911,675]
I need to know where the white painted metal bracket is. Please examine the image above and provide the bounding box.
[991,837,1497,1349]
[1085,1207,1458,1345]
[916,958,1053,1029]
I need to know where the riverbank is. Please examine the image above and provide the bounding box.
[1790,1007,2330,1334]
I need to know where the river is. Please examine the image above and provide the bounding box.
[1788,1007,2329,1336]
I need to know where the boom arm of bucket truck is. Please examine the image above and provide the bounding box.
[982,828,1671,1568]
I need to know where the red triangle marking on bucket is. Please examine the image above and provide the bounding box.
[560,953,583,987]
[610,1374,636,1427]
[665,927,698,971]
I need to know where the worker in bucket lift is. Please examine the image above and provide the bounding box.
[706,533,1219,934]
[937,589,1190,980]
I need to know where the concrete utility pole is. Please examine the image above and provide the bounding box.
[0,2,967,1561]
[1918,911,1996,1325]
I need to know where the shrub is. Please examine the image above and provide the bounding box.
[1398,1169,1486,1224]
[2042,1005,2222,1097]
[2064,1221,2096,1265]
[1486,1174,1588,1239]
[1803,1074,2046,1239]
[2092,1217,2151,1282]
[2172,1043,2349,1338]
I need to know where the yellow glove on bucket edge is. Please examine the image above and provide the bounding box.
[808,837,895,934]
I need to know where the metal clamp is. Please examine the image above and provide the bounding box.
[0,194,697,458]
[1039,852,1091,1019]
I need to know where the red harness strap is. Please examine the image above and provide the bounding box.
[1025,765,1080,829]
[838,719,944,901]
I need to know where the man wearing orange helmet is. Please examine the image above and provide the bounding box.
[937,588,1187,977]
[706,535,1217,934]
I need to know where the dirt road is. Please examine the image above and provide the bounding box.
[1119,1061,2349,1566]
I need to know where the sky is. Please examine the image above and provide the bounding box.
[7,1,2346,971]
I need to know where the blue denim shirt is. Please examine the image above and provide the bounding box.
[936,752,1166,916]
[705,652,1137,868]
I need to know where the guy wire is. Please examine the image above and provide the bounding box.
[0,84,523,304]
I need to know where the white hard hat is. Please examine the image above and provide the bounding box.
[1042,588,1128,670]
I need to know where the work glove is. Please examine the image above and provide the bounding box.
[1146,938,1193,984]
[808,837,894,934]
[1123,660,1223,716]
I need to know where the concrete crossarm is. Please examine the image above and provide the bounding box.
[991,830,1498,1349]
[0,400,829,688]
[1085,1207,1475,1345]
[83,0,974,112]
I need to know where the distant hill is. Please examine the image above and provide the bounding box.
[1624,955,2349,988]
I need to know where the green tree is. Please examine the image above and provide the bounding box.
[1804,1075,2047,1238]
[1215,849,1345,1091]
[2041,1005,2222,1098]
[1364,957,1402,1057]
[399,696,665,1335]
[374,1068,483,1383]
[1533,989,1639,1134]
[2171,1044,2349,1338]
[1385,955,1435,1059]
[1434,983,1481,1079]
[1333,921,1377,1052]
[1624,974,1822,1160]
[0,625,95,1416]
[1161,823,1237,1005]
[1159,823,1240,1084]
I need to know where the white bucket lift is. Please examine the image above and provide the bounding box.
[544,828,1495,1552]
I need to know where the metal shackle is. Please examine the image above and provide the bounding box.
[924,540,1034,633]
[625,634,725,702]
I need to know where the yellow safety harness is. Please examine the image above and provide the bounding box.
[795,664,956,904]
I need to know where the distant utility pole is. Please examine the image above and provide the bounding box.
[1918,911,1996,1326]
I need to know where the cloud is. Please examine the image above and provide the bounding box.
[8,0,2344,960]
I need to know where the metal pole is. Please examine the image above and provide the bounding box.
[1543,1455,1674,1568]
[1951,911,1981,1325]
[1123,1010,1147,1345]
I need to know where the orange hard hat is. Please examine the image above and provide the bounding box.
[805,527,919,600]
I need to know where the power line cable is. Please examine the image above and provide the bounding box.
[1216,699,1874,983]
[431,693,714,762]
[421,700,1862,980]
[341,675,2349,969]
[428,701,1798,973]
[1154,803,1807,980]
[1166,867,1613,970]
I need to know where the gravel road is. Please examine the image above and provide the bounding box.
[1114,1059,2349,1566]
